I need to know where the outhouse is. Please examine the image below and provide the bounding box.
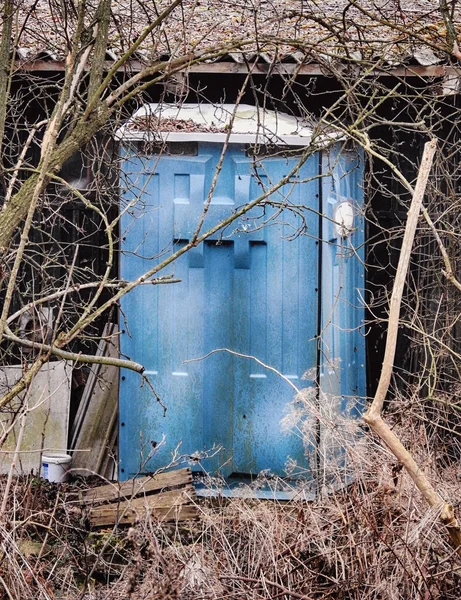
[118,104,365,492]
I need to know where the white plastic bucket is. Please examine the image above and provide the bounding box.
[41,453,72,483]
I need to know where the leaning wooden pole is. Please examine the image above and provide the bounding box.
[363,138,461,554]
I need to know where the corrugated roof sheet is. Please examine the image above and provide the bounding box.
[7,1,461,70]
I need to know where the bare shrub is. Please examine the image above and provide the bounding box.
[81,417,460,599]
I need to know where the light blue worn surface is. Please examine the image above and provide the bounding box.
[119,142,365,484]
[320,147,365,408]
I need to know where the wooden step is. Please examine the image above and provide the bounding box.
[87,485,197,527]
[82,468,198,527]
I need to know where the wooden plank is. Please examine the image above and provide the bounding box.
[83,467,193,504]
[71,324,120,476]
[70,323,116,449]
[89,504,198,527]
[186,64,450,77]
[0,362,71,475]
[87,486,197,527]
[99,423,118,481]
[17,59,145,72]
[16,60,455,78]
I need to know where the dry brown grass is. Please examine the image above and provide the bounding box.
[0,411,460,600]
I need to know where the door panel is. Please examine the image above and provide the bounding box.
[319,148,366,481]
[120,144,319,479]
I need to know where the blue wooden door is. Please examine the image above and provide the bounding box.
[119,143,320,479]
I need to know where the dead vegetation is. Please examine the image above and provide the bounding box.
[0,408,459,600]
[1,2,461,598]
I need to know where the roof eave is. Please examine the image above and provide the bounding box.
[116,130,313,146]
[15,60,454,78]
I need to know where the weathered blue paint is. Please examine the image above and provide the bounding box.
[320,147,365,408]
[119,142,365,483]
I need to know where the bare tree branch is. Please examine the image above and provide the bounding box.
[364,139,461,553]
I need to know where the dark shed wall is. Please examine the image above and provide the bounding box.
[4,67,458,397]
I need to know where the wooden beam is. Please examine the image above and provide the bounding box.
[188,63,451,77]
[83,467,193,504]
[86,486,198,527]
[14,59,455,78]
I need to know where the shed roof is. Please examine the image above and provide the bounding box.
[117,102,314,145]
[10,1,461,73]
